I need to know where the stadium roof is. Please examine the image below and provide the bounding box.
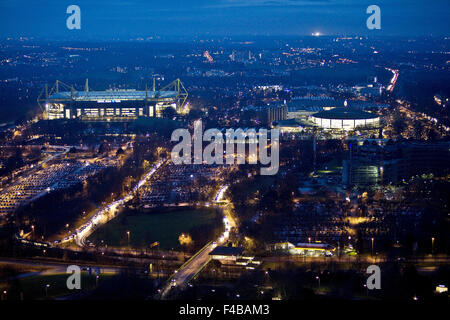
[286,98,387,111]
[288,97,342,109]
[311,108,379,120]
[47,90,178,101]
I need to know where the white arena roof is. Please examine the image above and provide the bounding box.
[47,90,178,101]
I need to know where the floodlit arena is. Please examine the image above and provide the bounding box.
[38,79,188,121]
[310,108,380,131]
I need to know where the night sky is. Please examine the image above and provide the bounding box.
[0,0,449,39]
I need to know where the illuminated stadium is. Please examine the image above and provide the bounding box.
[38,79,188,121]
[310,108,380,131]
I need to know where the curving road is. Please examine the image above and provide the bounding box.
[57,159,166,247]
[160,185,235,299]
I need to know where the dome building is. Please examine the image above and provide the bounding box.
[310,108,380,131]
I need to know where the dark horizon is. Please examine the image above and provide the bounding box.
[0,0,449,308]
[0,0,449,40]
[2,34,449,44]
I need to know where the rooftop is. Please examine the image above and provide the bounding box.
[286,98,387,112]
[311,108,379,120]
[209,246,244,256]
[295,243,335,250]
[47,90,178,101]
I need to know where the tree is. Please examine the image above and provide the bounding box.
[116,147,124,155]
[187,108,204,121]
[413,121,424,140]
[98,143,107,154]
[392,111,407,137]
[178,233,193,247]
[162,107,177,119]
[425,128,438,141]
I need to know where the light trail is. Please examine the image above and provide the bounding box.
[214,185,228,202]
[57,160,165,247]
[386,67,399,92]
[160,184,236,299]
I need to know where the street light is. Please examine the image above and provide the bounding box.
[431,237,435,254]
[127,231,130,247]
[316,276,321,290]
[45,284,50,297]
[371,238,374,257]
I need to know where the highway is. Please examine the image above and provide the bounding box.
[160,185,235,299]
[386,67,399,92]
[0,257,122,277]
[262,254,450,265]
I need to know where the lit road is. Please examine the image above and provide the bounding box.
[262,254,450,266]
[57,159,165,247]
[160,185,235,299]
[386,67,399,92]
[0,257,122,277]
[159,242,214,299]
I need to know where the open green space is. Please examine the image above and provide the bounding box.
[2,273,113,300]
[245,175,277,194]
[88,207,223,250]
[317,156,344,175]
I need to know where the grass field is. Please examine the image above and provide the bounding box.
[1,273,113,300]
[317,156,343,175]
[88,207,222,250]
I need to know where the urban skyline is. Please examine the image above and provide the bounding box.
[0,1,448,313]
[0,0,449,39]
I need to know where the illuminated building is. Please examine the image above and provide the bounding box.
[271,242,336,257]
[343,141,402,186]
[433,95,448,107]
[38,79,188,121]
[209,246,260,268]
[436,285,448,294]
[343,140,450,186]
[209,246,244,262]
[243,103,287,126]
[203,50,214,63]
[311,108,380,131]
[286,97,387,121]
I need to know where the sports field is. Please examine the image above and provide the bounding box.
[88,207,222,250]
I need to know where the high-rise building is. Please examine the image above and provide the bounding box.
[242,103,287,126]
[343,141,450,186]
